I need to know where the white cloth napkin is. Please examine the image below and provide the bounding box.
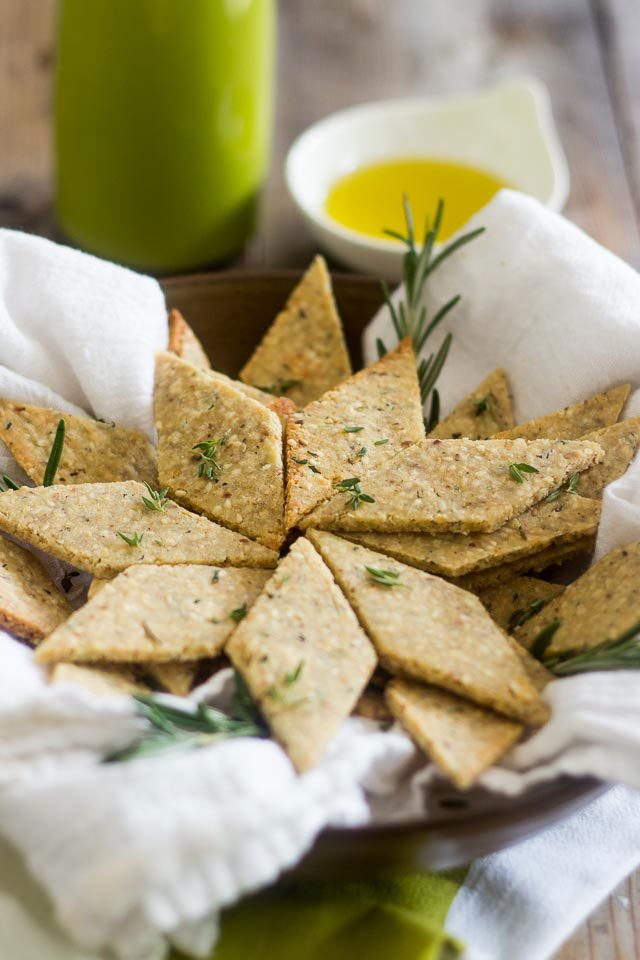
[1,195,640,960]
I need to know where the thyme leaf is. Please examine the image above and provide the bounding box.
[141,482,170,512]
[117,530,144,547]
[509,462,540,483]
[193,437,225,481]
[366,566,403,588]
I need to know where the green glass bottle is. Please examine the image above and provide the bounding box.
[55,0,275,272]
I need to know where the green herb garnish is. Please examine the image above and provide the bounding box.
[546,620,640,675]
[230,603,248,622]
[193,437,225,481]
[474,394,495,417]
[529,619,562,660]
[291,457,308,465]
[268,661,306,707]
[333,477,375,510]
[43,418,66,486]
[508,598,549,631]
[141,482,170,512]
[356,446,367,457]
[258,378,301,395]
[508,462,540,483]
[117,531,144,547]
[344,425,364,433]
[0,473,19,492]
[545,472,580,503]
[366,566,403,588]
[374,438,389,446]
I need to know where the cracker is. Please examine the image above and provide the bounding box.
[227,537,377,772]
[457,537,594,591]
[0,401,157,487]
[308,530,548,725]
[145,662,199,697]
[428,368,514,439]
[168,308,212,370]
[87,578,109,601]
[493,384,630,441]
[341,493,600,578]
[155,352,285,550]
[386,678,523,789]
[0,535,72,644]
[0,481,278,577]
[239,255,352,407]
[353,686,393,723]
[515,542,640,658]
[35,564,270,665]
[50,662,148,697]
[503,634,553,691]
[478,577,565,632]
[210,369,296,419]
[575,417,640,499]
[302,438,603,535]
[284,338,425,529]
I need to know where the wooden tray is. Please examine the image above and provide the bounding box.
[161,269,605,874]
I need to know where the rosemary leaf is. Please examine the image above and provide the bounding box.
[366,566,403,588]
[43,419,66,486]
[530,619,562,660]
[508,598,549,631]
[547,620,640,675]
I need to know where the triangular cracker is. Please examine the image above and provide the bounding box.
[146,661,199,697]
[515,542,640,658]
[0,481,277,577]
[478,577,565,632]
[50,662,149,697]
[308,531,547,725]
[285,338,424,529]
[492,384,630,440]
[0,401,157,487]
[227,537,377,772]
[0,535,71,644]
[574,417,640,499]
[209,368,297,419]
[239,255,352,407]
[457,536,594,592]
[428,369,514,439]
[386,678,523,789]
[340,493,600,579]
[35,564,269,665]
[302,438,603,535]
[168,308,212,370]
[155,352,285,549]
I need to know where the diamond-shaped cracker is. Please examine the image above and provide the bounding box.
[308,530,548,725]
[478,577,565,632]
[457,537,594,592]
[386,678,523,789]
[574,417,640,499]
[302,438,603,535]
[428,368,514,440]
[0,535,71,644]
[285,338,424,529]
[492,384,630,441]
[515,542,640,658]
[50,662,149,697]
[168,308,212,370]
[340,493,600,579]
[35,564,270,665]
[155,352,285,550]
[227,537,377,772]
[239,256,352,408]
[0,481,277,578]
[0,401,157,487]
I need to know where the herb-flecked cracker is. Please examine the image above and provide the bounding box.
[155,352,285,550]
[285,337,424,529]
[574,417,640,499]
[302,438,603,535]
[239,255,352,407]
[0,535,72,644]
[386,678,523,789]
[50,662,149,697]
[0,401,157,487]
[457,536,594,591]
[227,537,377,772]
[168,308,212,370]
[492,384,630,441]
[478,577,565,632]
[308,530,548,725]
[515,542,640,658]
[428,368,514,440]
[35,564,270,664]
[341,493,600,578]
[0,481,278,577]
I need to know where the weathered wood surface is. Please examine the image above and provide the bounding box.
[0,1,639,956]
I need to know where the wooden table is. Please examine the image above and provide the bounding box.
[0,1,639,956]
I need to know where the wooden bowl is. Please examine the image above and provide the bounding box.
[161,269,605,874]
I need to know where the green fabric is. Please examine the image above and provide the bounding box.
[171,869,467,960]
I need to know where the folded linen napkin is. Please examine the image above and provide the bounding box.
[1,192,640,959]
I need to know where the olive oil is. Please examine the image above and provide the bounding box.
[325,158,511,242]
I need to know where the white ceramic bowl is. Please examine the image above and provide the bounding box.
[285,78,569,279]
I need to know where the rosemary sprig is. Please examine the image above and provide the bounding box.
[546,620,640,675]
[117,530,144,547]
[366,566,403,588]
[106,685,266,762]
[141,482,170,512]
[0,473,19,492]
[193,437,225,481]
[377,197,485,419]
[43,418,66,486]
[333,477,375,510]
[508,462,540,483]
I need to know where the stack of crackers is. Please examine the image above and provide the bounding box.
[2,255,639,789]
